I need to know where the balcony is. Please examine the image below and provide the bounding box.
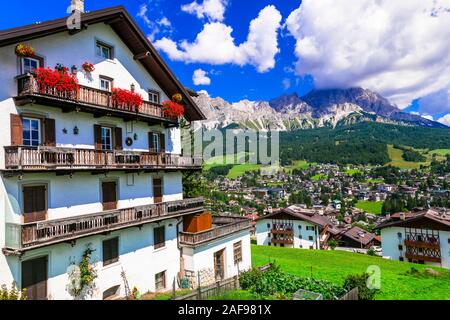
[404,240,440,250]
[3,197,204,255]
[271,229,294,236]
[4,146,202,172]
[178,216,252,247]
[271,238,294,245]
[405,252,441,263]
[14,74,178,125]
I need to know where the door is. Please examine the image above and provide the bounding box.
[102,181,117,210]
[153,178,163,204]
[22,185,47,223]
[214,249,225,281]
[22,256,48,300]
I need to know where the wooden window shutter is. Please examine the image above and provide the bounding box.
[94,125,102,150]
[10,114,23,145]
[44,118,56,146]
[148,132,154,152]
[159,133,165,153]
[114,127,122,150]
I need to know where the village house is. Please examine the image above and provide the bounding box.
[0,3,252,300]
[376,209,450,269]
[255,205,339,250]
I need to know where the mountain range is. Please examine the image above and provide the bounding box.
[191,87,447,131]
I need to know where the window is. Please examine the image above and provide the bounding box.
[298,225,302,229]
[22,117,41,146]
[233,241,243,265]
[399,257,404,262]
[309,246,314,250]
[398,245,403,251]
[268,242,271,246]
[154,226,165,249]
[308,236,313,241]
[148,90,160,104]
[155,271,166,291]
[103,237,119,266]
[267,223,270,228]
[96,41,113,59]
[101,127,112,150]
[22,57,41,74]
[306,226,315,231]
[100,76,113,92]
[152,133,159,153]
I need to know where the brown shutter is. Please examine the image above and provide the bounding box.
[159,133,165,153]
[10,114,23,146]
[148,132,154,152]
[94,125,102,150]
[23,185,47,223]
[44,118,56,147]
[114,127,122,150]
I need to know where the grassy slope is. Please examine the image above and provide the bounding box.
[251,245,450,300]
[429,149,450,156]
[386,144,429,169]
[355,200,384,215]
[283,160,314,173]
[227,163,263,179]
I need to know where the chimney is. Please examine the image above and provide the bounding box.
[71,0,85,13]
[399,212,405,220]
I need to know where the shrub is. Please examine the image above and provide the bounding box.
[343,273,378,300]
[239,263,346,300]
[327,239,337,250]
[367,248,376,256]
[0,282,26,300]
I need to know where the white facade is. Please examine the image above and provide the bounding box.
[255,219,320,249]
[0,8,251,300]
[380,227,450,269]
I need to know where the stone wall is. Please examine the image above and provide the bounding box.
[184,268,216,289]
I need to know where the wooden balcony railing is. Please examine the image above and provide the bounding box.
[4,198,204,253]
[16,74,178,123]
[271,229,294,235]
[4,146,203,171]
[404,240,440,250]
[405,253,441,263]
[178,216,252,247]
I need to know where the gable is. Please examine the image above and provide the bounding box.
[0,6,205,121]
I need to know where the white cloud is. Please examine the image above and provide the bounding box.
[193,69,211,85]
[421,115,434,121]
[181,0,228,22]
[137,4,173,41]
[158,16,172,28]
[282,78,291,90]
[437,114,450,126]
[137,4,152,28]
[198,89,210,97]
[155,5,282,73]
[286,0,450,108]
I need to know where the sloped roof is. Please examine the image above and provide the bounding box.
[258,206,334,229]
[341,226,376,245]
[0,6,205,121]
[375,209,450,231]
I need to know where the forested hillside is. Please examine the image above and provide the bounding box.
[280,123,450,165]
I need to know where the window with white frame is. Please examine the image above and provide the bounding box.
[22,117,41,146]
[152,133,159,153]
[96,41,113,59]
[22,57,41,74]
[101,127,112,150]
[148,90,160,104]
[100,76,112,92]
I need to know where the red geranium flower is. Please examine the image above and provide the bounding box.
[162,100,185,118]
[34,67,79,98]
[112,88,143,112]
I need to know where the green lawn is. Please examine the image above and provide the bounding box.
[311,173,327,181]
[386,144,429,169]
[283,160,314,173]
[251,245,450,300]
[355,200,384,215]
[429,148,450,156]
[346,168,363,175]
[227,163,264,179]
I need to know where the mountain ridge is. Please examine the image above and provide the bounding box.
[191,87,447,131]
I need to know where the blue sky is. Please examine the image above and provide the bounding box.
[1,0,449,125]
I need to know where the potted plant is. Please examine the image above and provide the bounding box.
[172,93,183,103]
[82,62,95,73]
[15,43,35,57]
[34,67,79,98]
[55,63,69,75]
[111,88,143,112]
[162,100,185,118]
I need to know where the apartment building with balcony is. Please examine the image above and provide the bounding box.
[376,209,450,269]
[255,205,337,250]
[0,4,251,300]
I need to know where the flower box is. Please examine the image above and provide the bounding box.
[34,67,79,98]
[112,88,143,112]
[162,100,185,118]
[82,62,95,73]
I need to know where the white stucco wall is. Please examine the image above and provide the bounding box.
[381,227,450,269]
[2,171,183,223]
[1,218,181,300]
[182,231,252,280]
[256,219,319,249]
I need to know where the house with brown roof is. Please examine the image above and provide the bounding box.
[376,209,450,269]
[255,205,339,250]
